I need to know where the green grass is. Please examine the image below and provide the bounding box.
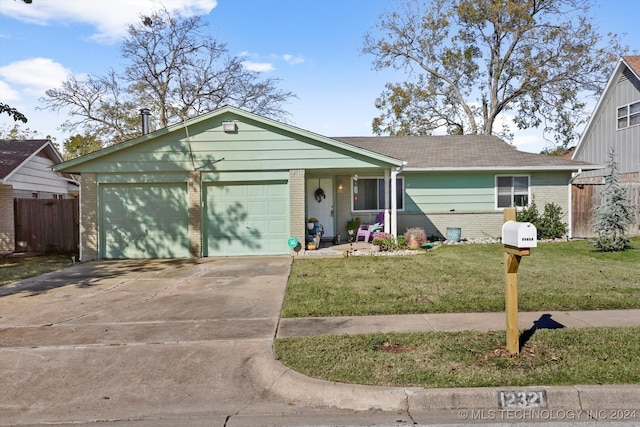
[281,240,640,317]
[0,255,74,287]
[274,326,640,388]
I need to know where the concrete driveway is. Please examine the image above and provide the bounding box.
[0,257,296,425]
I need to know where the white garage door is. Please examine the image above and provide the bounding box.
[204,181,289,256]
[100,183,189,259]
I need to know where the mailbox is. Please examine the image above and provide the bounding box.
[502,221,537,248]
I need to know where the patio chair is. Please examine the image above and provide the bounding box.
[354,212,384,242]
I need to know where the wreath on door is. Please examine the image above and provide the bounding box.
[314,187,326,203]
[313,179,326,202]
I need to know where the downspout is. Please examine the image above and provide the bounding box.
[79,178,83,261]
[567,168,583,239]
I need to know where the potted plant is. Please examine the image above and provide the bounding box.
[346,217,360,242]
[404,227,427,249]
[307,217,318,230]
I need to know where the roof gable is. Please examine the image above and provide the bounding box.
[0,139,65,182]
[53,106,404,173]
[573,56,640,160]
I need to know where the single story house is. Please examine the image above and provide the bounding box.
[53,106,597,260]
[1,139,79,252]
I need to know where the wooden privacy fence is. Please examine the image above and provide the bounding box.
[572,178,640,238]
[14,198,79,253]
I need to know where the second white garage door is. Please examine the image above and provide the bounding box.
[203,181,289,256]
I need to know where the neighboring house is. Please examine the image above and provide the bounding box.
[52,106,596,260]
[571,55,640,237]
[0,139,79,252]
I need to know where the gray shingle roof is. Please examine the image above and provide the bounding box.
[0,139,51,180]
[333,135,596,170]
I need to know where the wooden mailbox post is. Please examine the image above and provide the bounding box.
[502,208,537,355]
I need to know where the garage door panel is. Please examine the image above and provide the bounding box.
[204,181,289,256]
[100,184,189,259]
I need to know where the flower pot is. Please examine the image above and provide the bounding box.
[407,237,421,249]
[446,227,462,242]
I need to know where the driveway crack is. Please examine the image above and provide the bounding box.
[43,313,88,326]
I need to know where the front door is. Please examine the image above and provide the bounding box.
[306,178,334,237]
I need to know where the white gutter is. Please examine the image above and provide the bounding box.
[403,165,603,172]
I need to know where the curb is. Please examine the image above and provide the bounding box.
[252,350,640,413]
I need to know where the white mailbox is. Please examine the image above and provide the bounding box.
[502,221,537,248]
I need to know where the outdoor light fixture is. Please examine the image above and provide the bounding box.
[222,121,237,133]
[353,175,359,195]
[338,183,343,191]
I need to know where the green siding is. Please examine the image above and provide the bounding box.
[204,181,289,256]
[202,171,289,182]
[66,112,396,173]
[97,172,189,184]
[404,172,496,212]
[403,171,571,213]
[99,183,189,258]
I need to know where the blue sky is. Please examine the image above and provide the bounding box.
[0,0,637,153]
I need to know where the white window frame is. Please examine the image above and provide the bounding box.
[617,101,640,130]
[495,175,531,210]
[351,176,405,212]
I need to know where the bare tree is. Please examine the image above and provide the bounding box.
[363,0,627,146]
[42,8,295,145]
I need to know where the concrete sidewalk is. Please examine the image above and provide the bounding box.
[277,309,640,337]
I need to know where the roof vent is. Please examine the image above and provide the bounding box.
[140,108,151,135]
[222,121,237,133]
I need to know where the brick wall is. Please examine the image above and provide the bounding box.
[0,185,14,252]
[80,173,98,261]
[188,171,202,258]
[398,211,504,240]
[289,169,305,253]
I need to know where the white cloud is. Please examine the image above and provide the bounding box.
[0,0,218,44]
[0,79,20,102]
[241,61,275,73]
[283,54,304,65]
[0,58,71,95]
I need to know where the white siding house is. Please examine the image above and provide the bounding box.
[0,139,79,252]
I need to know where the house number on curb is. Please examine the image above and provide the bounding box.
[498,390,548,408]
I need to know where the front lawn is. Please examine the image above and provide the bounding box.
[281,239,640,317]
[0,255,74,287]
[278,239,640,388]
[274,326,640,388]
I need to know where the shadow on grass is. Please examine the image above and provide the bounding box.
[519,313,565,351]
